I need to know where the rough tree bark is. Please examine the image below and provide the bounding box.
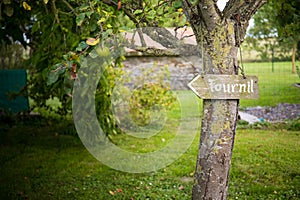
[182,0,267,199]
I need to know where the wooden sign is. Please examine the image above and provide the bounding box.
[188,75,259,99]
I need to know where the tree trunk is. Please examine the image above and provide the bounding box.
[292,42,296,74]
[192,100,239,199]
[192,20,240,200]
[182,0,267,199]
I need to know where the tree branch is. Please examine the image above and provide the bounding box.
[182,0,201,37]
[101,0,147,46]
[62,0,74,12]
[239,0,267,24]
[198,0,221,30]
[183,0,221,32]
[222,0,267,45]
[182,0,200,24]
[222,0,243,18]
[51,0,60,25]
[223,0,267,21]
[141,27,179,48]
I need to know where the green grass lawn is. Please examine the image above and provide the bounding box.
[1,61,299,199]
[240,61,299,108]
[0,120,299,200]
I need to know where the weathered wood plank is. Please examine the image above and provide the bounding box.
[188,75,259,99]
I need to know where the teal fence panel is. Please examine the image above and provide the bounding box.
[0,69,29,113]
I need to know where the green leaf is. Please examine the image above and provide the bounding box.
[47,63,66,85]
[79,5,89,11]
[4,5,14,17]
[133,9,143,15]
[47,71,59,86]
[76,13,86,26]
[89,51,98,59]
[85,11,94,18]
[76,41,88,52]
[173,0,182,9]
[98,17,106,23]
[3,0,11,4]
[90,23,97,32]
[147,10,156,20]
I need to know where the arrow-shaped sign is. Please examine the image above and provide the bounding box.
[188,75,259,99]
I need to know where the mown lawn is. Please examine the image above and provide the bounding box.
[1,61,299,199]
[240,61,299,108]
[0,120,299,200]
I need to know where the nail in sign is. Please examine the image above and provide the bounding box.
[188,75,259,99]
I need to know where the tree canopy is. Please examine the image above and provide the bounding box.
[0,0,185,113]
[0,0,186,136]
[247,0,300,72]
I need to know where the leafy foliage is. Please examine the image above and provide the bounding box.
[0,0,184,135]
[128,64,176,126]
[0,41,28,69]
[246,0,300,62]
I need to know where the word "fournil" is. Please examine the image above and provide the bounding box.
[208,79,255,93]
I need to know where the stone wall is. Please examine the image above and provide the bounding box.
[123,56,202,90]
